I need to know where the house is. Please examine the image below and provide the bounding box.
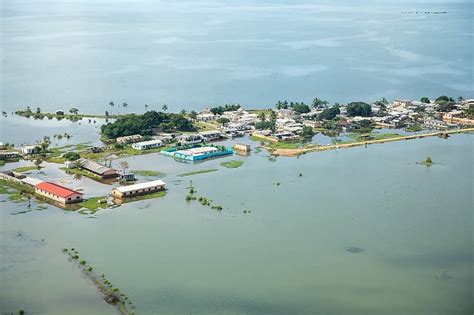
[21,146,37,155]
[199,130,222,141]
[0,151,19,159]
[131,139,163,150]
[393,99,413,107]
[35,182,83,204]
[116,134,144,144]
[164,146,233,161]
[176,134,204,146]
[119,172,136,182]
[112,180,166,199]
[87,146,103,153]
[196,113,216,122]
[64,161,76,169]
[233,144,251,152]
[21,177,44,187]
[77,158,118,178]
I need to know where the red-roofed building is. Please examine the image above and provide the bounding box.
[35,182,83,204]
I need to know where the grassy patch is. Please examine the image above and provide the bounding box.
[13,165,43,173]
[220,160,244,168]
[59,167,102,179]
[0,160,5,166]
[78,197,109,211]
[8,192,28,202]
[347,132,401,142]
[267,141,302,149]
[179,169,218,177]
[131,170,165,177]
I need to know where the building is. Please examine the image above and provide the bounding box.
[174,146,232,161]
[176,134,204,146]
[77,158,118,178]
[111,180,166,199]
[196,113,216,122]
[116,134,144,144]
[21,146,37,155]
[21,177,44,187]
[233,144,251,152]
[393,99,413,107]
[0,151,19,159]
[64,161,76,169]
[119,172,136,182]
[131,139,163,150]
[199,130,222,141]
[35,181,83,204]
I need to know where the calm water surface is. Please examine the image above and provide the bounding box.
[1,132,472,314]
[1,0,473,113]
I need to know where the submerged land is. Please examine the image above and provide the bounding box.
[1,95,473,314]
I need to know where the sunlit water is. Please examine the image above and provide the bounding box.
[1,131,472,314]
[1,0,473,113]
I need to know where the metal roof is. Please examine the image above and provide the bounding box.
[113,180,166,193]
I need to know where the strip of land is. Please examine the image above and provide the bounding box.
[268,128,474,157]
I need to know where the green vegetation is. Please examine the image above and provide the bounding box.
[209,104,241,115]
[13,165,42,173]
[346,132,401,142]
[420,97,430,104]
[78,197,109,212]
[179,169,218,177]
[60,167,102,180]
[301,125,315,138]
[406,124,423,132]
[419,156,433,166]
[63,248,134,315]
[318,106,340,120]
[63,151,81,161]
[101,110,195,139]
[220,160,244,168]
[275,100,310,113]
[346,102,372,117]
[131,170,165,177]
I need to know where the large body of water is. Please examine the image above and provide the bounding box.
[1,0,473,114]
[1,126,473,314]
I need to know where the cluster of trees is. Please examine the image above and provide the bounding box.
[209,104,241,115]
[275,101,311,114]
[346,102,372,117]
[318,106,340,120]
[101,111,195,139]
[63,152,81,161]
[255,110,277,132]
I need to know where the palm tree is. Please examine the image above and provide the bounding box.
[109,101,114,114]
[258,112,266,122]
[162,104,168,112]
[144,104,149,112]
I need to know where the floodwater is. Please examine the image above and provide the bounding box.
[1,131,472,314]
[1,0,473,113]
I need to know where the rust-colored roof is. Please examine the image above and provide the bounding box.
[36,182,82,198]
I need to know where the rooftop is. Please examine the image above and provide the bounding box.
[113,180,166,193]
[36,182,82,198]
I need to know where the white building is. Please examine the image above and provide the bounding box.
[131,139,163,150]
[22,145,37,155]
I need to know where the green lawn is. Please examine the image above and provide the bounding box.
[59,167,102,179]
[78,196,109,212]
[131,170,165,177]
[179,169,218,177]
[13,165,42,173]
[220,160,244,168]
